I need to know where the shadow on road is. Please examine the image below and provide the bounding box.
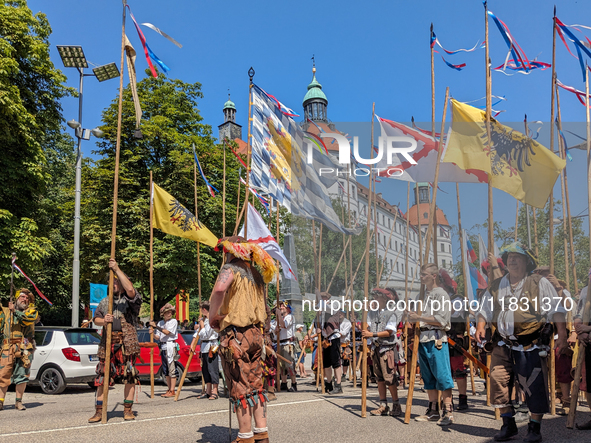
[196,424,236,443]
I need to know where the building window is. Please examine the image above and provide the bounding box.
[442,259,446,268]
[449,244,452,253]
[419,187,429,203]
[441,243,445,252]
[396,262,399,273]
[402,263,404,274]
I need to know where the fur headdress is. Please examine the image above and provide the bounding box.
[216,236,278,284]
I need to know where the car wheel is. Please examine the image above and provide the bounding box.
[39,367,66,395]
[159,362,184,384]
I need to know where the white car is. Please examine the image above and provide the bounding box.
[29,327,100,394]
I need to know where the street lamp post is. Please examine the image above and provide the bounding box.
[57,45,118,327]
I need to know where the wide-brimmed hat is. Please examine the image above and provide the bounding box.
[160,303,176,315]
[371,287,396,301]
[216,236,278,284]
[500,242,538,274]
[533,265,550,274]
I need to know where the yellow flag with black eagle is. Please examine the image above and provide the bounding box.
[151,183,218,247]
[443,99,566,208]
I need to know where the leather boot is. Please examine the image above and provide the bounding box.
[279,382,288,392]
[254,431,269,442]
[329,382,342,395]
[123,402,135,420]
[231,437,255,443]
[15,400,26,411]
[523,421,542,443]
[494,416,518,441]
[267,385,277,401]
[88,405,103,423]
[457,394,469,411]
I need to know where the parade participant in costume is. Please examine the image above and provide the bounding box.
[0,288,37,411]
[276,301,297,392]
[573,285,591,430]
[150,303,179,398]
[440,268,469,411]
[361,287,403,417]
[209,236,277,443]
[339,312,352,376]
[294,324,307,378]
[196,302,219,400]
[476,242,567,442]
[89,259,142,422]
[407,263,455,426]
[318,291,344,395]
[533,266,575,416]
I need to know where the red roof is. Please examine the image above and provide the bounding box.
[406,203,450,227]
[303,121,343,153]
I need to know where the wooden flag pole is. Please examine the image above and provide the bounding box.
[549,8,558,275]
[556,87,578,293]
[373,172,379,282]
[405,88,449,425]
[524,116,532,249]
[149,171,155,399]
[404,182,410,387]
[101,1,127,423]
[533,208,539,257]
[222,140,227,238]
[555,86,571,292]
[233,169,242,236]
[275,201,282,390]
[514,201,519,242]
[311,221,320,390]
[347,164,357,388]
[318,223,325,394]
[587,63,591,279]
[430,24,439,267]
[484,1,501,420]
[237,68,255,237]
[456,184,476,395]
[361,102,376,418]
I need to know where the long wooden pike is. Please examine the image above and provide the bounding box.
[569,64,591,429]
[456,183,476,395]
[275,200,281,390]
[361,102,376,418]
[404,183,410,387]
[317,224,325,393]
[101,1,127,423]
[555,86,578,294]
[347,162,356,388]
[404,87,449,424]
[149,171,155,399]
[549,8,558,276]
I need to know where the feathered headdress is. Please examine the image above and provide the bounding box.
[216,236,278,284]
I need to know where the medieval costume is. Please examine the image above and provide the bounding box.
[153,303,179,398]
[89,260,142,422]
[210,236,277,443]
[277,302,297,392]
[476,243,567,442]
[573,286,591,430]
[365,288,403,417]
[0,288,37,411]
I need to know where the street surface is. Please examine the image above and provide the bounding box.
[1,364,589,443]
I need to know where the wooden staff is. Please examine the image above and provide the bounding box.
[361,103,375,418]
[484,2,501,421]
[567,295,591,428]
[524,117,532,249]
[430,23,438,267]
[514,201,519,242]
[101,2,127,423]
[318,224,325,393]
[243,68,255,239]
[533,208,539,257]
[556,86,578,293]
[556,86,571,292]
[347,162,356,388]
[312,221,320,390]
[149,172,155,399]
[174,337,197,401]
[373,172,379,282]
[549,9,558,275]
[404,87,449,424]
[456,184,476,395]
[222,140,226,238]
[325,237,352,294]
[275,200,282,390]
[404,183,410,387]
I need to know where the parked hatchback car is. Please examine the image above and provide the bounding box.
[136,329,201,383]
[30,327,100,394]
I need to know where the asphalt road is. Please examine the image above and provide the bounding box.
[1,374,590,442]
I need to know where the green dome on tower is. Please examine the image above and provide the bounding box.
[223,99,236,111]
[303,68,327,105]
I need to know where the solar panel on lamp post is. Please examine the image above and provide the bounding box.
[57,44,118,328]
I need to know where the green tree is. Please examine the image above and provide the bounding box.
[80,72,244,318]
[0,1,75,308]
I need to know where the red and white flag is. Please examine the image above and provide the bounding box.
[375,116,488,184]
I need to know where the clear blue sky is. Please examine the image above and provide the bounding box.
[29,0,590,264]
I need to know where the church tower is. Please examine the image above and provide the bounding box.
[302,61,328,123]
[218,94,242,142]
